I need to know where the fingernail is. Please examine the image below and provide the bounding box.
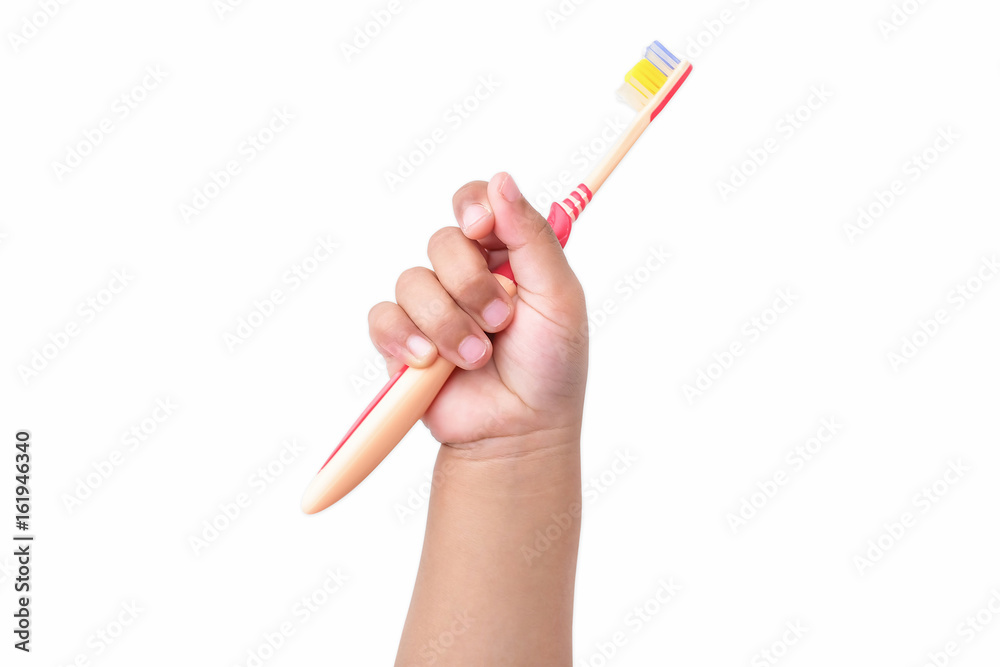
[458,336,488,364]
[406,335,434,360]
[461,204,489,231]
[500,174,521,202]
[482,299,510,329]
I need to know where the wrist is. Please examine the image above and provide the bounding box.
[434,426,582,497]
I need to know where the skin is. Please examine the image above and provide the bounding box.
[371,173,589,666]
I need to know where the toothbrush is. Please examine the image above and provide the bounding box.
[302,40,692,515]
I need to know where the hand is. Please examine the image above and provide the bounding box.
[368,172,588,455]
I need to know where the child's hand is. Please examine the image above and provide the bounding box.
[368,172,588,455]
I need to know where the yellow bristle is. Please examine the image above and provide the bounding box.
[625,59,668,100]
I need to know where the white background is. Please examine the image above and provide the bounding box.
[2,0,999,665]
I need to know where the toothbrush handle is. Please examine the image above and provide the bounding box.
[301,356,457,513]
[301,274,518,514]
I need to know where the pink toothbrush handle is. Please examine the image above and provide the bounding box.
[300,195,590,514]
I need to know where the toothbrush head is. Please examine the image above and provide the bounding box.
[618,41,685,112]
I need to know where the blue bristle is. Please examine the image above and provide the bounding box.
[654,41,681,66]
[646,41,681,75]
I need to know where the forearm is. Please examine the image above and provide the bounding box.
[395,429,582,666]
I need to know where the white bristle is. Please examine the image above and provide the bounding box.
[616,81,649,111]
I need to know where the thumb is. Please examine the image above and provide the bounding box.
[486,172,577,298]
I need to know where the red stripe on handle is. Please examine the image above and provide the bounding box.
[494,185,583,281]
[319,365,408,471]
[650,64,692,121]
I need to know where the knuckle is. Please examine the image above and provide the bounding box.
[450,272,486,306]
[368,302,397,332]
[397,266,432,293]
[413,294,451,330]
[526,210,555,241]
[453,180,485,205]
[427,227,459,255]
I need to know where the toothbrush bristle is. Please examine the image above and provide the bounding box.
[617,40,682,111]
